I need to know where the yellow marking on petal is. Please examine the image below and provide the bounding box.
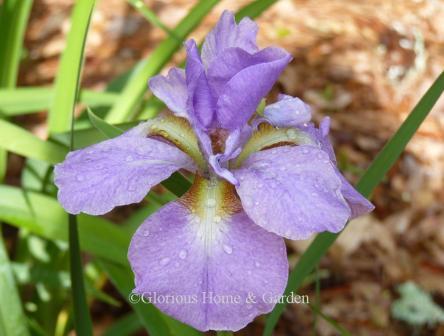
[179,175,241,254]
[234,123,314,167]
[147,114,206,169]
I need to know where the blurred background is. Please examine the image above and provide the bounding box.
[2,0,444,335]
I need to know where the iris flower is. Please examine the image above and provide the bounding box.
[54,11,374,332]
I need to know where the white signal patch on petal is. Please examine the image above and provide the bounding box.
[181,176,239,255]
[128,174,288,331]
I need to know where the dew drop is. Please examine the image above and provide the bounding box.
[143,230,150,237]
[159,257,170,266]
[179,250,187,260]
[223,244,233,254]
[206,198,216,208]
[125,155,133,162]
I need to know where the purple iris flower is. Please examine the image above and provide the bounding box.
[54,11,374,332]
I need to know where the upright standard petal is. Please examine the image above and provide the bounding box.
[215,48,292,130]
[149,68,188,119]
[128,176,288,331]
[201,10,258,69]
[185,40,216,129]
[233,145,351,240]
[263,94,312,127]
[54,125,195,215]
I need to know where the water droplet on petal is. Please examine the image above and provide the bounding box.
[223,244,233,254]
[160,257,170,266]
[143,230,149,237]
[125,155,133,162]
[179,250,187,259]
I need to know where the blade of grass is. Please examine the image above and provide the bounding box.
[0,229,30,336]
[87,107,123,138]
[309,304,351,336]
[102,313,142,336]
[263,71,444,335]
[0,0,32,87]
[0,88,118,116]
[0,185,128,265]
[48,0,95,134]
[0,119,68,163]
[0,0,33,181]
[235,0,278,21]
[105,0,219,123]
[127,0,177,38]
[47,0,96,333]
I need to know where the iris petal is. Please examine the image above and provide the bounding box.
[234,145,351,239]
[148,67,188,119]
[128,176,288,331]
[201,10,258,69]
[54,123,195,215]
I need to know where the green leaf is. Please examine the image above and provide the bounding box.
[102,313,142,336]
[87,107,123,138]
[309,304,352,336]
[0,185,128,266]
[263,71,444,336]
[0,88,118,116]
[0,119,68,164]
[0,0,33,88]
[105,0,219,123]
[235,0,278,21]
[127,0,177,38]
[48,0,95,134]
[0,231,30,336]
[0,0,33,181]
